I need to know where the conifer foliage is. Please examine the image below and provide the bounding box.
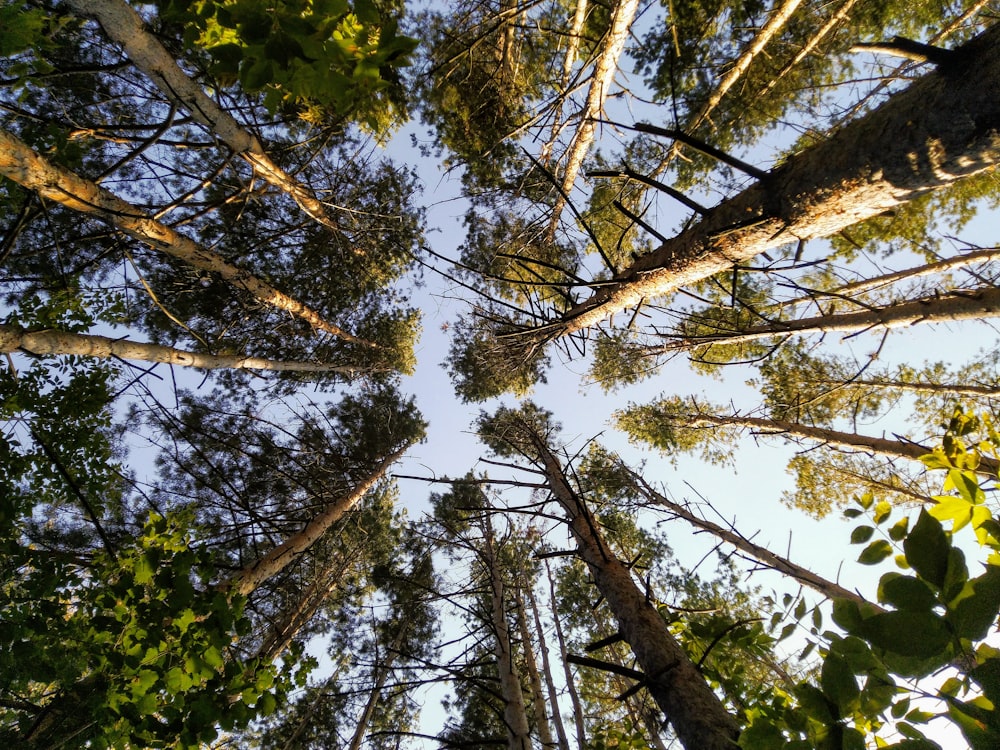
[3,0,1000,748]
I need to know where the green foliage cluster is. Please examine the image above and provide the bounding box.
[157,0,417,129]
[0,512,304,747]
[741,410,1000,749]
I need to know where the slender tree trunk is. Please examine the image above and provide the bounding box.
[816,377,999,398]
[683,0,803,136]
[525,580,571,750]
[545,561,587,750]
[345,624,409,750]
[546,0,640,238]
[0,128,377,348]
[0,323,383,374]
[515,585,556,750]
[663,410,1000,476]
[624,469,879,608]
[228,445,408,597]
[655,287,1000,351]
[481,516,533,750]
[64,0,351,238]
[531,436,741,750]
[775,243,1000,311]
[539,0,589,165]
[534,22,1000,339]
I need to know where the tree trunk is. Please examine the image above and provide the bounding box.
[667,410,1000,476]
[0,128,377,348]
[816,377,999,398]
[656,287,1000,351]
[625,468,880,608]
[482,516,533,750]
[544,561,587,750]
[535,22,1000,339]
[515,585,556,750]
[345,624,408,750]
[525,580,571,750]
[0,323,383,374]
[546,0,640,238]
[532,436,741,750]
[228,445,408,597]
[64,0,349,238]
[539,0,589,165]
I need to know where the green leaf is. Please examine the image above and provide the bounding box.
[850,525,875,544]
[904,510,950,589]
[820,652,859,715]
[878,574,938,611]
[858,539,893,565]
[949,564,1000,640]
[971,658,1000,705]
[859,611,951,658]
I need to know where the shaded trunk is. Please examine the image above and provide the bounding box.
[0,128,376,347]
[228,445,408,597]
[482,516,533,750]
[525,580,571,750]
[675,410,998,475]
[345,625,409,750]
[0,323,383,374]
[65,0,349,237]
[536,22,1000,339]
[545,561,587,750]
[515,586,556,750]
[658,287,1000,351]
[532,437,740,750]
[625,468,880,608]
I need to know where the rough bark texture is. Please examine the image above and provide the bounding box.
[532,437,740,750]
[626,470,879,608]
[543,22,1000,338]
[515,588,556,750]
[660,287,1000,350]
[672,411,1000,475]
[545,561,587,750]
[65,0,345,235]
[229,446,408,596]
[0,323,377,373]
[0,129,376,346]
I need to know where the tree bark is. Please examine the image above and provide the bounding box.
[660,409,1000,476]
[515,585,556,750]
[345,624,408,750]
[533,21,1000,339]
[0,323,383,374]
[531,436,741,750]
[655,287,1000,351]
[481,515,533,750]
[64,0,350,238]
[544,561,587,750]
[546,0,640,238]
[228,445,408,597]
[0,128,377,348]
[624,468,880,608]
[525,580,571,750]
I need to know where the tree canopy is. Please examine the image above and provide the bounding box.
[3,0,1000,748]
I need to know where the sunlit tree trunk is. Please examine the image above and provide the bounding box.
[64,0,349,237]
[0,323,383,374]
[536,22,1000,339]
[546,0,640,237]
[0,128,377,347]
[228,445,409,597]
[652,409,999,476]
[531,436,740,750]
[655,287,1000,352]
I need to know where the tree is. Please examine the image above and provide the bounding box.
[479,404,741,750]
